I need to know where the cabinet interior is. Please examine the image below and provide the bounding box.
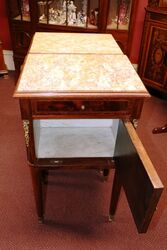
[33,119,119,158]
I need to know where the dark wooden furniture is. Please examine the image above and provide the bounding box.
[138,0,167,93]
[0,40,8,76]
[14,33,163,233]
[7,0,138,75]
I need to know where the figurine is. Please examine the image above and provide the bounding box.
[68,0,77,24]
[38,1,47,21]
[118,0,130,25]
[38,1,52,21]
[89,8,98,26]
[22,0,30,17]
[47,0,87,26]
[77,11,86,25]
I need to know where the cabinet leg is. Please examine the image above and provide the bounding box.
[99,169,110,181]
[30,167,44,223]
[109,169,121,221]
[103,169,110,181]
[41,170,49,184]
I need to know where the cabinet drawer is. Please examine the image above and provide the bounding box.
[32,100,130,116]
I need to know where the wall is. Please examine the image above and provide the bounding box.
[0,0,11,50]
[129,0,148,63]
[0,0,148,64]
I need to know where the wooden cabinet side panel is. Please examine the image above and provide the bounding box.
[114,120,163,233]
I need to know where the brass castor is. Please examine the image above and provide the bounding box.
[109,214,114,222]
[38,217,44,224]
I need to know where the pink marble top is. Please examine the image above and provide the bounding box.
[14,53,148,98]
[14,32,149,98]
[29,32,123,55]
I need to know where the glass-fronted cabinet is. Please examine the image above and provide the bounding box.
[36,0,132,30]
[8,0,31,21]
[6,0,138,75]
[107,0,132,30]
[36,0,100,29]
[37,0,97,29]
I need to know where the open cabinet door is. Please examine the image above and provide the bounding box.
[112,120,164,233]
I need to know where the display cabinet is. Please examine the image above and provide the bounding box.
[138,0,167,93]
[6,0,138,74]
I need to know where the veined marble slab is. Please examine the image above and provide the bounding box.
[34,126,115,158]
[15,54,147,95]
[36,119,115,128]
[33,119,119,158]
[29,32,123,54]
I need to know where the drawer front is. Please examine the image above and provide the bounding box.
[32,100,131,116]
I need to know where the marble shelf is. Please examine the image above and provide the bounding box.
[33,119,118,158]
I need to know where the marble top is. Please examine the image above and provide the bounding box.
[15,53,148,97]
[29,32,123,55]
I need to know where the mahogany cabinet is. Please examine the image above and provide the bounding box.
[6,0,138,74]
[14,33,164,233]
[138,1,167,93]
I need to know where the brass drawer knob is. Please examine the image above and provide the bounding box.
[81,105,85,110]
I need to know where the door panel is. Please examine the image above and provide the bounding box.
[113,120,163,233]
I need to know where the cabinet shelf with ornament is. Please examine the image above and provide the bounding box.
[6,0,138,75]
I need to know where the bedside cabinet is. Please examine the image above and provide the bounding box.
[14,33,164,234]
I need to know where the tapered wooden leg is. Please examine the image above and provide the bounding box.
[109,169,122,221]
[30,167,44,223]
[41,170,49,184]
